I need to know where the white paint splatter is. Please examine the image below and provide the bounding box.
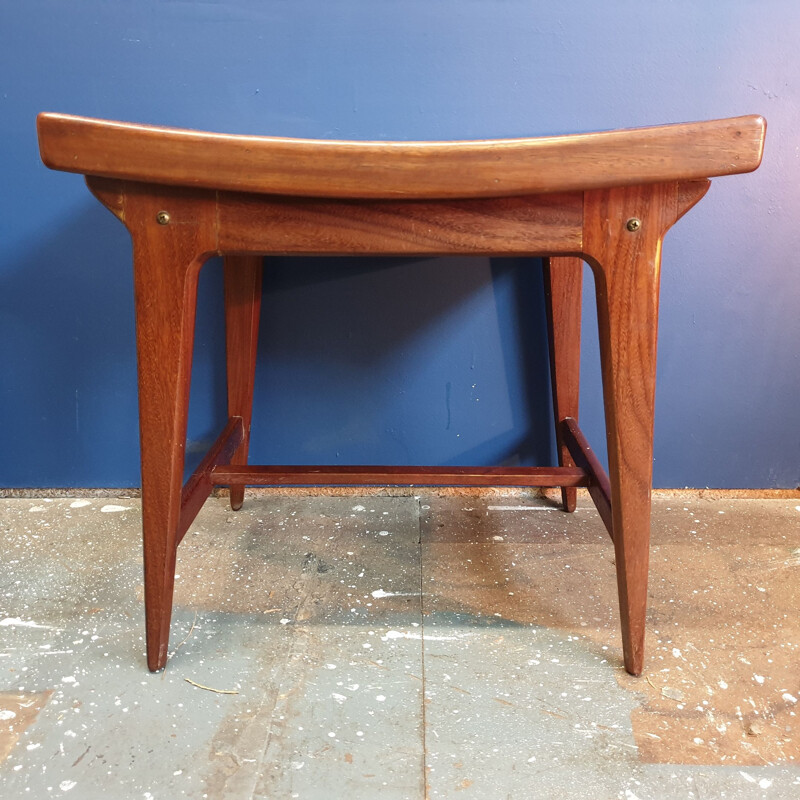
[383,629,417,640]
[718,680,728,689]
[759,779,773,789]
[0,710,16,720]
[625,790,642,800]
[488,506,556,511]
[0,618,54,629]
[754,674,765,684]
[381,629,472,642]
[280,618,291,625]
[371,589,415,599]
[100,504,131,513]
[291,761,305,770]
[28,505,47,513]
[376,695,386,702]
[739,771,756,783]
[672,648,682,659]
[377,530,390,536]
[352,505,366,512]
[69,499,92,508]
[59,781,77,792]
[62,676,77,684]
[331,693,347,704]
[782,692,797,703]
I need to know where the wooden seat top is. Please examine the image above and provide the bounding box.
[37,112,765,200]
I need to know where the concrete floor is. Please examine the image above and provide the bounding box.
[0,490,798,799]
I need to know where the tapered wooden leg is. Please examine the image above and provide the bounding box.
[583,183,677,676]
[134,254,203,671]
[224,256,263,511]
[122,188,217,672]
[543,257,582,512]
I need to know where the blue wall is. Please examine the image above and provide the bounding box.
[1,1,798,489]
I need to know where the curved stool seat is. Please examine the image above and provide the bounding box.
[38,112,764,198]
[37,112,766,675]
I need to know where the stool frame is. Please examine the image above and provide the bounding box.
[37,113,766,675]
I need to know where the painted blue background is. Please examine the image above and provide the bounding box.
[1,1,798,489]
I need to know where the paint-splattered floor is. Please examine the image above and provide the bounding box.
[0,491,798,799]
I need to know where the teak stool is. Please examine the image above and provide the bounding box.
[37,113,765,676]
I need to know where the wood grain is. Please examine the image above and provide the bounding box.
[582,182,678,676]
[543,257,583,512]
[561,417,612,536]
[104,181,217,672]
[55,116,765,676]
[210,465,589,488]
[39,113,765,199]
[224,256,263,510]
[217,193,582,256]
[177,416,244,545]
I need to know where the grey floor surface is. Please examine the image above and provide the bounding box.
[1,491,798,799]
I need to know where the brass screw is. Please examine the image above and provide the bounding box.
[156,210,171,225]
[626,217,642,232]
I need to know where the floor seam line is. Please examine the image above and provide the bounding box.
[417,494,428,800]
[238,574,315,799]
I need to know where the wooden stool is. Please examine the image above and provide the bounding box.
[37,113,765,675]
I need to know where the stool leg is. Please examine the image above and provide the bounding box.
[584,184,674,676]
[224,256,263,511]
[133,249,203,672]
[543,257,582,512]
